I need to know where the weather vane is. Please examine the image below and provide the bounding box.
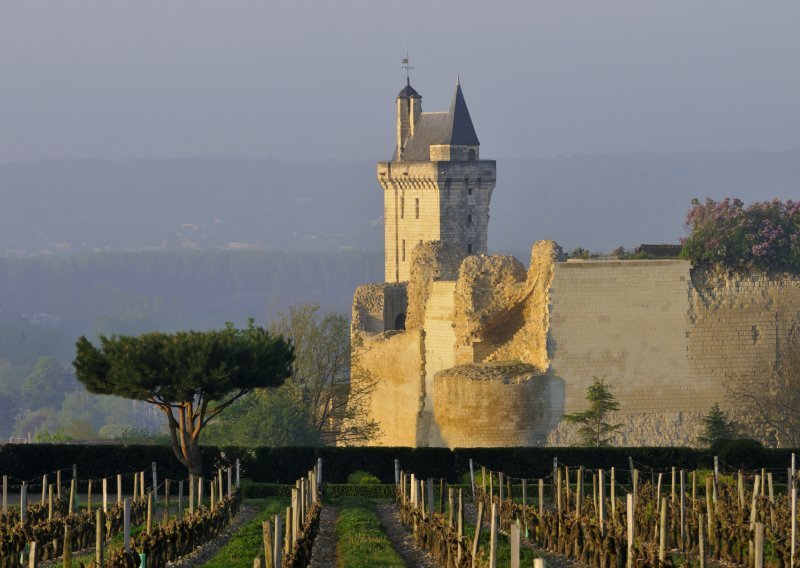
[401,48,414,84]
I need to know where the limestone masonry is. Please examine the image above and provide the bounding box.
[352,79,800,447]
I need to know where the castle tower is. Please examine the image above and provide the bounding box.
[378,79,497,282]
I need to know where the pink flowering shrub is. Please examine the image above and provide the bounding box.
[680,198,800,272]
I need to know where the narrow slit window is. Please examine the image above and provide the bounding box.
[415,198,420,219]
[400,197,404,219]
[467,243,473,254]
[402,239,406,261]
[468,187,473,196]
[467,214,473,224]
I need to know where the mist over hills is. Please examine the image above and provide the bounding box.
[1,149,798,438]
[2,149,800,258]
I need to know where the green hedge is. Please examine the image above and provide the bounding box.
[241,483,397,499]
[324,484,396,499]
[2,444,797,484]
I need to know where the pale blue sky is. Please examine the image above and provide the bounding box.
[2,1,799,162]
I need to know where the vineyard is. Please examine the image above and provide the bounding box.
[0,450,798,567]
[0,459,322,568]
[399,455,799,567]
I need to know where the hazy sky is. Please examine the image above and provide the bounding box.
[2,1,799,163]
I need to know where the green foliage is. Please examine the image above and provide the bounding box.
[465,523,537,568]
[200,498,287,568]
[718,438,766,470]
[335,498,405,568]
[204,383,320,447]
[270,305,379,445]
[207,305,379,447]
[21,357,77,410]
[73,322,293,474]
[74,322,293,403]
[0,393,18,435]
[563,377,622,447]
[13,407,58,438]
[9,443,800,485]
[241,482,396,499]
[680,197,800,272]
[34,429,74,442]
[346,470,381,485]
[698,404,737,450]
[0,250,380,441]
[569,247,592,260]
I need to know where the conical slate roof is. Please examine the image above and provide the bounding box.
[397,81,480,161]
[397,79,421,99]
[443,81,479,146]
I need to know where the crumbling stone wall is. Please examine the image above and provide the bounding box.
[354,329,424,446]
[354,238,800,448]
[434,362,557,447]
[352,282,407,334]
[452,240,562,368]
[406,241,465,330]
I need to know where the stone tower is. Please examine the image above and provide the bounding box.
[378,79,497,282]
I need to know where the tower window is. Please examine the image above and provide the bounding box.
[467,214,472,224]
[400,197,404,219]
[402,240,406,261]
[467,244,473,254]
[415,198,419,219]
[468,187,473,196]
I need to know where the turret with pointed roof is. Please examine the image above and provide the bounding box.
[395,80,480,162]
[378,78,496,282]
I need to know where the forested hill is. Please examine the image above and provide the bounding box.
[0,250,382,440]
[3,150,800,256]
[0,249,382,340]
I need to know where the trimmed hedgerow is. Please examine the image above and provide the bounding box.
[4,444,799,485]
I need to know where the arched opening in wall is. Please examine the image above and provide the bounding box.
[394,312,406,330]
[468,149,476,161]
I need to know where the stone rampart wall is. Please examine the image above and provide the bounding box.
[354,240,800,448]
[356,329,424,446]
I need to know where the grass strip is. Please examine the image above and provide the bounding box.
[202,497,287,568]
[464,523,537,568]
[335,497,403,568]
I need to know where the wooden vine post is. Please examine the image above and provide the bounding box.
[28,541,37,568]
[262,519,274,568]
[698,512,705,568]
[457,489,464,563]
[63,524,72,568]
[489,502,498,568]
[510,520,520,568]
[626,493,634,568]
[274,514,283,568]
[471,501,484,568]
[611,467,616,520]
[659,497,667,565]
[679,469,685,551]
[598,469,606,534]
[96,508,105,566]
[147,491,153,533]
[124,498,131,552]
[705,476,715,558]
[754,522,764,568]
